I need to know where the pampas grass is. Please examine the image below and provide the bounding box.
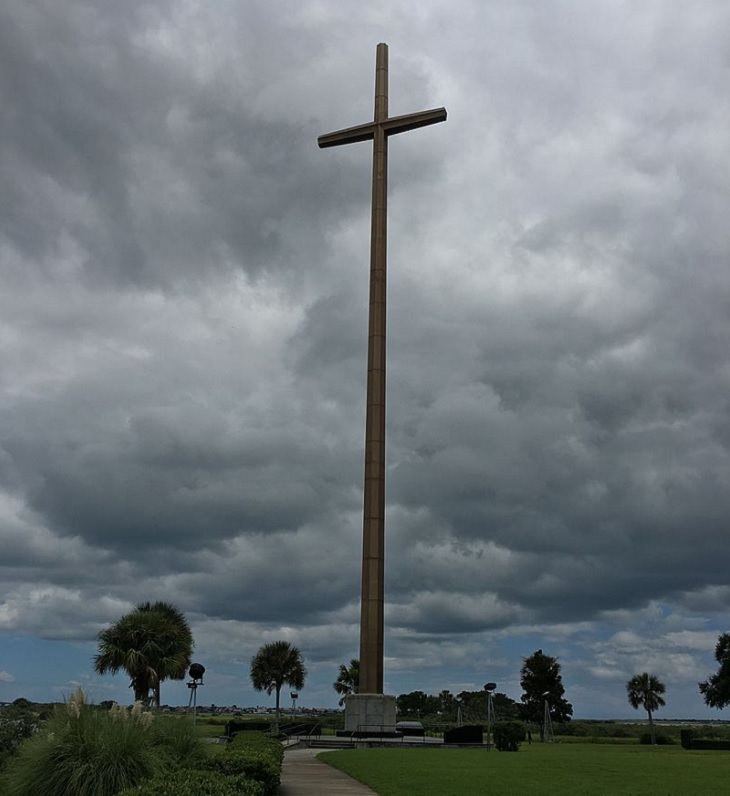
[1,690,164,796]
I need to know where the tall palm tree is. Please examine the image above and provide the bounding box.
[626,672,666,744]
[333,659,359,706]
[94,601,194,706]
[250,641,306,730]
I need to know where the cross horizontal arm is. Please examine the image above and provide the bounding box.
[318,107,447,149]
[382,107,447,136]
[318,121,376,149]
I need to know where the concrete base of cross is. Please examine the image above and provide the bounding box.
[344,693,397,735]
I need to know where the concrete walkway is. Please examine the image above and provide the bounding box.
[278,746,378,795]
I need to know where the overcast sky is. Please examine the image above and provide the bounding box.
[1,0,730,719]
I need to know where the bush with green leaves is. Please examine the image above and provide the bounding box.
[202,731,283,795]
[1,692,280,796]
[1,692,159,796]
[0,706,39,769]
[689,725,730,740]
[639,732,675,745]
[688,738,730,750]
[555,721,635,738]
[118,769,264,796]
[0,690,204,796]
[679,728,730,750]
[150,715,205,768]
[492,720,525,751]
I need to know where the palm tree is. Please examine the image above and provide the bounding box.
[250,641,306,731]
[333,659,359,706]
[626,672,666,744]
[94,601,194,706]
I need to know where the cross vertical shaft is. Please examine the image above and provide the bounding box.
[360,42,388,695]
[318,43,445,701]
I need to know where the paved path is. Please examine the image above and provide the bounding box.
[278,746,378,796]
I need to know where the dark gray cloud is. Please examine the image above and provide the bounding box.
[1,0,730,715]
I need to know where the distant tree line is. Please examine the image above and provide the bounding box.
[392,649,572,737]
[395,688,521,722]
[334,634,730,746]
[62,601,730,732]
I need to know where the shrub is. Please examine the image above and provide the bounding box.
[118,769,264,796]
[691,725,730,740]
[493,721,524,752]
[150,716,205,768]
[1,691,160,796]
[553,721,588,737]
[0,706,40,767]
[680,730,730,751]
[443,725,483,744]
[606,726,635,738]
[639,733,675,745]
[229,731,283,753]
[555,721,637,739]
[689,739,730,750]
[202,731,283,795]
[225,720,272,736]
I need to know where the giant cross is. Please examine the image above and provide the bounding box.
[319,44,446,697]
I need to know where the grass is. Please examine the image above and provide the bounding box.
[1,701,160,796]
[319,743,730,796]
[194,721,228,738]
[0,697,206,796]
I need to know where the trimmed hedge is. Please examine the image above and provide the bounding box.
[117,770,264,796]
[689,739,730,750]
[119,730,281,796]
[224,721,271,736]
[680,730,730,751]
[639,733,675,745]
[444,725,483,744]
[493,721,525,752]
[201,732,283,795]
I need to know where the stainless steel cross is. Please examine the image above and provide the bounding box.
[318,43,446,697]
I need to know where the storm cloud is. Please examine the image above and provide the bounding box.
[1,0,729,715]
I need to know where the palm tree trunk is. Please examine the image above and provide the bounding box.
[648,708,655,744]
[274,685,281,736]
[133,679,147,704]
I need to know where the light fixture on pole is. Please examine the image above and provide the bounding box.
[542,690,554,743]
[484,682,497,750]
[187,662,205,725]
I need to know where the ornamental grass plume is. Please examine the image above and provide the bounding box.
[1,691,159,796]
[65,686,86,719]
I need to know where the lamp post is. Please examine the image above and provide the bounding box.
[542,690,554,743]
[484,682,497,750]
[187,662,205,726]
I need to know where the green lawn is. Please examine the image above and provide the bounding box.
[319,743,730,796]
